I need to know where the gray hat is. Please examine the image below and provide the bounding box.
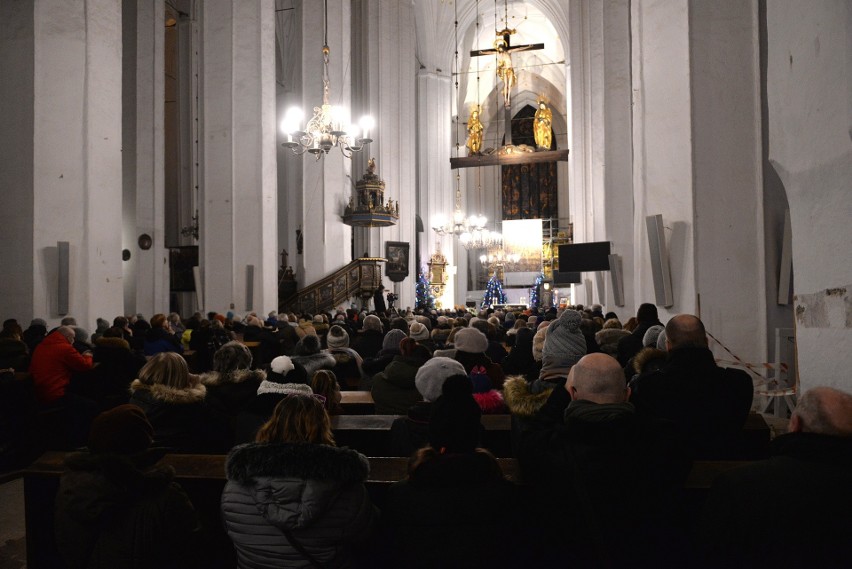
[326,325,350,349]
[643,324,665,348]
[409,322,430,341]
[453,327,489,353]
[415,356,467,402]
[30,318,47,328]
[656,329,668,351]
[363,314,383,332]
[541,309,586,376]
[383,328,408,352]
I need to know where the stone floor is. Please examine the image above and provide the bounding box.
[0,478,26,569]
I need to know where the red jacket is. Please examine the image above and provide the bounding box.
[29,331,93,404]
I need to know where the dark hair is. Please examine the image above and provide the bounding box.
[636,303,658,324]
[255,394,335,446]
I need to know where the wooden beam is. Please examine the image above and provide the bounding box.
[450,148,569,169]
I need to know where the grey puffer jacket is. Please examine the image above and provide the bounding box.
[221,442,378,569]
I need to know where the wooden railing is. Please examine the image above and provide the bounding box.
[279,257,385,314]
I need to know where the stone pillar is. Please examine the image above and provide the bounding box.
[292,1,352,290]
[0,0,123,331]
[131,0,169,317]
[766,0,852,392]
[200,0,278,315]
[416,70,456,309]
[630,0,697,318]
[352,0,417,308]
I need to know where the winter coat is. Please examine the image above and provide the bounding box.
[351,329,385,359]
[371,355,425,415]
[291,351,336,379]
[629,346,754,458]
[630,347,667,379]
[389,401,433,457]
[361,348,400,383]
[241,326,279,367]
[595,328,630,358]
[129,380,229,453]
[381,450,521,569]
[80,337,146,408]
[517,387,692,567]
[700,432,852,568]
[29,330,94,404]
[327,347,364,390]
[221,442,378,569]
[143,328,183,357]
[188,327,233,372]
[0,337,29,371]
[55,450,201,569]
[430,327,451,349]
[198,368,265,420]
[616,320,659,367]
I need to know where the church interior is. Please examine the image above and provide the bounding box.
[0,0,851,566]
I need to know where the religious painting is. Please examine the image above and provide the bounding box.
[502,105,558,220]
[385,241,410,282]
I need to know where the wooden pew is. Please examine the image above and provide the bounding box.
[339,391,375,414]
[330,414,512,457]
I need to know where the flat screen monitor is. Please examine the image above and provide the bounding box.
[558,242,612,272]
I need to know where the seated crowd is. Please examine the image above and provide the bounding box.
[2,303,850,568]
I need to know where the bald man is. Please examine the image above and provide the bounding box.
[700,387,852,566]
[629,314,753,458]
[518,353,691,567]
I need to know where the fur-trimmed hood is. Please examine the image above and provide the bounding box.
[503,376,554,417]
[129,379,206,404]
[198,368,266,386]
[632,347,667,375]
[225,442,370,530]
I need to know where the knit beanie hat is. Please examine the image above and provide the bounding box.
[656,329,668,351]
[428,375,482,454]
[382,328,408,352]
[453,327,489,354]
[437,316,449,326]
[415,315,432,331]
[541,309,586,375]
[409,322,430,341]
[363,314,383,332]
[87,404,154,455]
[415,356,467,402]
[643,324,665,348]
[294,334,322,356]
[326,325,350,349]
[267,355,308,384]
[73,327,90,345]
[213,341,253,373]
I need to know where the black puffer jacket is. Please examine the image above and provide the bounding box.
[55,451,201,569]
[221,442,378,569]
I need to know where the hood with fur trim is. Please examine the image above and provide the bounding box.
[473,390,507,414]
[225,442,370,529]
[632,347,667,375]
[129,379,206,404]
[198,368,266,387]
[502,376,554,417]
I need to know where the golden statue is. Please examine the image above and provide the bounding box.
[534,99,553,150]
[367,157,377,175]
[466,108,484,155]
[496,52,516,109]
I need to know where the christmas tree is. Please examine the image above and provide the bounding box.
[529,273,545,309]
[415,269,436,310]
[481,274,507,308]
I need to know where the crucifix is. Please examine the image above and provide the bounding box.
[470,25,544,144]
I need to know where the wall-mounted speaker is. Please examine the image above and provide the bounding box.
[778,209,792,305]
[608,253,625,307]
[246,265,255,311]
[192,266,204,313]
[57,241,70,316]
[645,214,674,307]
[594,271,606,306]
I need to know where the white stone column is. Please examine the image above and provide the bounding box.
[351,0,417,308]
[132,0,169,317]
[0,0,124,331]
[294,1,352,289]
[200,0,278,315]
[766,0,852,392]
[629,0,697,319]
[416,70,456,309]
